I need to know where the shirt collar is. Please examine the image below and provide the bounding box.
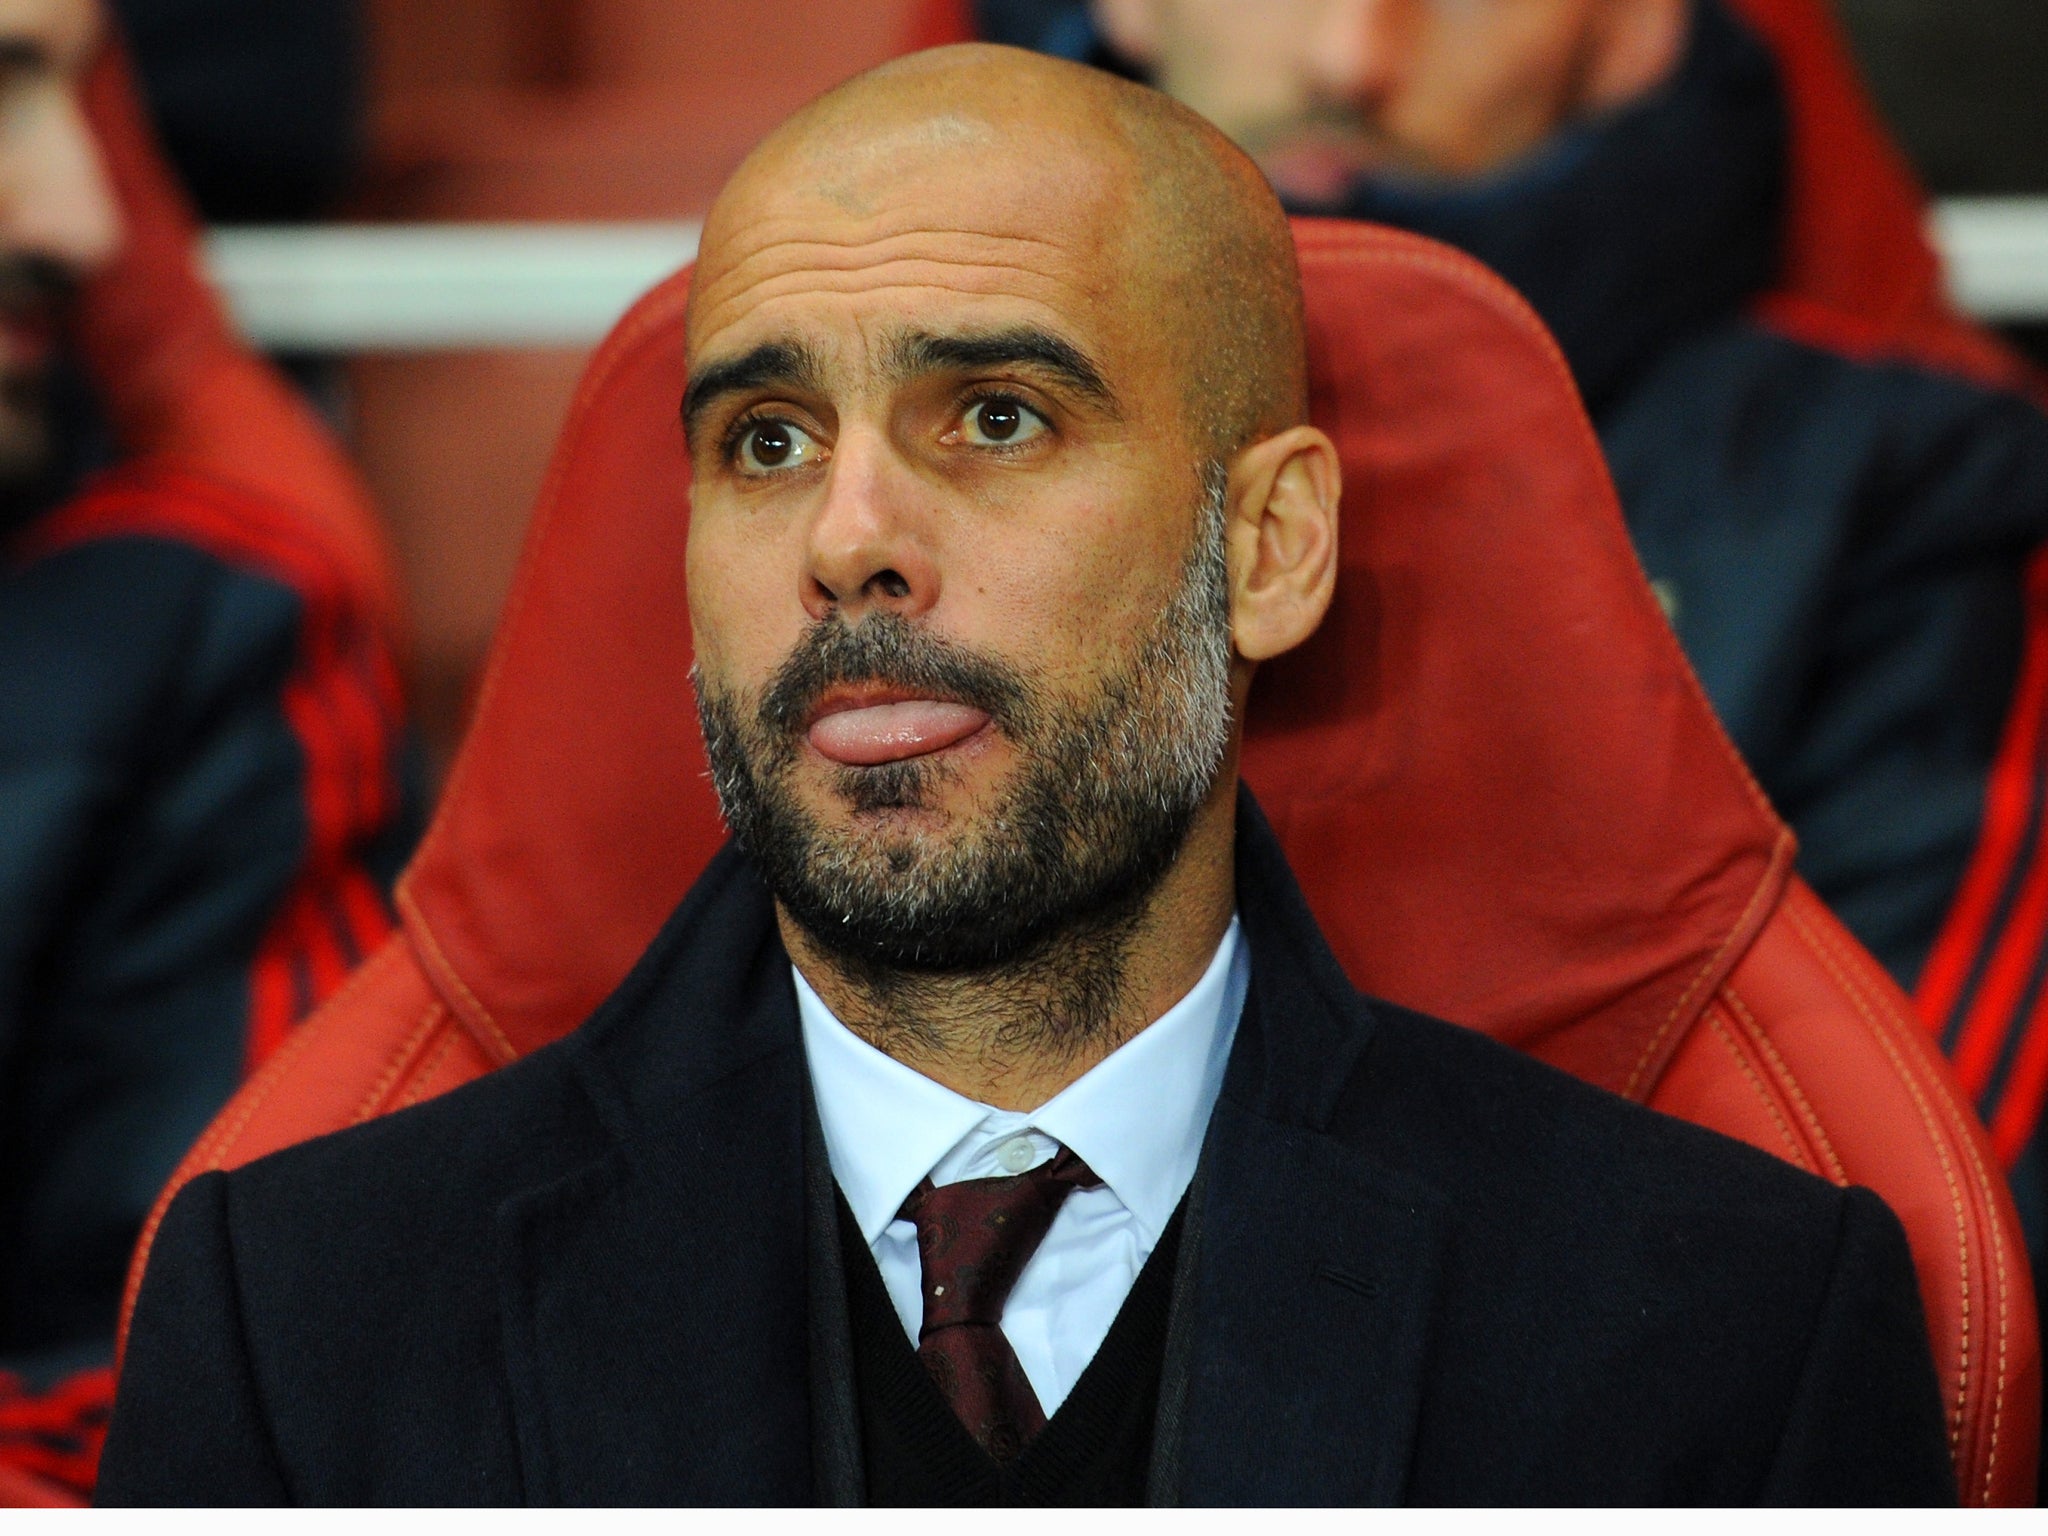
[796,917,1247,1249]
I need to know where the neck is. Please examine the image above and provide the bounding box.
[781,775,1240,1110]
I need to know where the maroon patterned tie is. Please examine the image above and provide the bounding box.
[897,1147,1102,1462]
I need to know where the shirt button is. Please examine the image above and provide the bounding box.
[997,1136,1037,1174]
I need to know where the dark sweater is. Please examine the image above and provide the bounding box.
[841,1194,1182,1506]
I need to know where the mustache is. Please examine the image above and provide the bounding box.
[0,256,76,319]
[756,612,1036,746]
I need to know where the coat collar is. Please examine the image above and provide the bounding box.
[494,846,818,1504]
[495,793,1451,1504]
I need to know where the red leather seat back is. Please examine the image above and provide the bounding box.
[125,221,2037,1502]
[1252,225,1785,1093]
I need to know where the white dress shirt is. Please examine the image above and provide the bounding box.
[796,918,1247,1415]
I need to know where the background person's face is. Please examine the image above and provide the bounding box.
[1095,0,1669,200]
[0,0,118,484]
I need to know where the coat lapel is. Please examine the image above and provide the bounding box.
[1155,793,1451,1506]
[494,848,821,1505]
[1160,1092,1448,1505]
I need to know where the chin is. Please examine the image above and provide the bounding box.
[820,767,975,826]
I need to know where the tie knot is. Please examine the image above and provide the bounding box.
[899,1147,1100,1333]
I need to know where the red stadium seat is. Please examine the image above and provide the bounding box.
[121,220,2040,1504]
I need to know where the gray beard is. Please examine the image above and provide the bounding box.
[693,463,1234,1056]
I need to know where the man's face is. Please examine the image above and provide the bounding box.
[0,0,118,484]
[684,114,1236,971]
[1097,0,1655,200]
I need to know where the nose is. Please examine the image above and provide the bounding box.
[800,433,940,626]
[0,88,124,278]
[1302,0,1403,108]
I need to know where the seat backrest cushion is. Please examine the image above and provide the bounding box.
[396,220,1790,1097]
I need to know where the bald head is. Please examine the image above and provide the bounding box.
[684,46,1343,1081]
[693,43,1307,459]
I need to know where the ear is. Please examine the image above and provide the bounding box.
[1226,424,1341,664]
[1582,0,1690,113]
[1091,0,1167,68]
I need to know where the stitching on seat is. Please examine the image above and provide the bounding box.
[118,942,413,1356]
[1704,1004,1811,1170]
[351,1003,448,1124]
[1796,908,2009,1503]
[120,997,331,1352]
[127,1003,325,1289]
[187,993,331,1171]
[395,1027,465,1112]
[401,893,518,1065]
[1784,902,1973,1462]
[1722,984,1849,1184]
[1623,850,1786,1100]
[1796,908,2012,1504]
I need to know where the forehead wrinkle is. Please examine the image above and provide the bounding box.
[695,186,1123,299]
[717,222,1072,261]
[700,232,1081,311]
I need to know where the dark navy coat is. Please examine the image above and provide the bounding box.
[0,465,413,1392]
[100,801,1953,1504]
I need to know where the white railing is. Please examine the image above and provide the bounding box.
[202,197,2048,352]
[204,222,705,350]
[1929,198,2048,323]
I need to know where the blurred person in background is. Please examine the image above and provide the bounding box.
[959,0,2048,1389]
[0,0,410,1505]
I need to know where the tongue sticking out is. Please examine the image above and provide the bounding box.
[809,700,990,767]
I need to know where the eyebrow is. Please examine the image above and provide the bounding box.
[680,339,829,439]
[884,326,1120,414]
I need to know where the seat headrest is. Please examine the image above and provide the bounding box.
[398,218,1790,1096]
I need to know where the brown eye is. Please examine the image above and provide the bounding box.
[735,419,820,475]
[960,396,1047,448]
[975,400,1021,440]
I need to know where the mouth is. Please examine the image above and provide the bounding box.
[805,685,993,768]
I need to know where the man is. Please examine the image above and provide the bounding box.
[0,0,409,1501]
[102,45,1953,1505]
[961,0,2048,997]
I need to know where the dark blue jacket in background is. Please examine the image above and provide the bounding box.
[0,469,414,1394]
[982,0,2048,993]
